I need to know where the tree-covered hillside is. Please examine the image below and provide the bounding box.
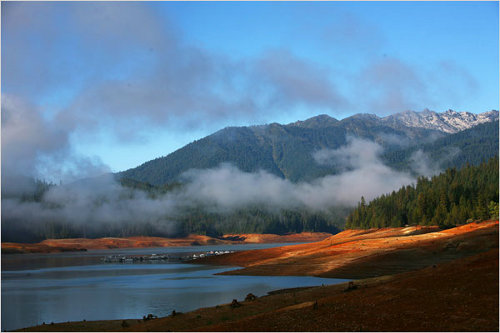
[118,113,498,186]
[346,156,499,229]
[383,120,499,171]
[118,114,446,185]
[174,206,347,237]
[1,175,347,242]
[4,115,498,242]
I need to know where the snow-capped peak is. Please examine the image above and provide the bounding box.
[382,109,499,133]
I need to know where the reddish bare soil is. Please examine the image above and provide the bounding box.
[1,242,87,254]
[197,221,498,279]
[1,232,331,254]
[222,232,333,243]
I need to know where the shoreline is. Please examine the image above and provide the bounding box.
[17,248,499,332]
[13,221,500,331]
[1,232,332,254]
[194,221,498,279]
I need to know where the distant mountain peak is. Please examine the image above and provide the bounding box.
[345,113,380,120]
[382,109,499,134]
[289,114,339,128]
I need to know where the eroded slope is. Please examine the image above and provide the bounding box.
[197,221,498,278]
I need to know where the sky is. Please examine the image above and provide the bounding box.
[2,1,499,180]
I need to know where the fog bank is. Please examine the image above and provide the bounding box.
[2,138,440,242]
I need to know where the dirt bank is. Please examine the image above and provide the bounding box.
[195,221,498,279]
[1,232,332,254]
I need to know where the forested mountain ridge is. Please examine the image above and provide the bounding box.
[382,120,499,172]
[118,110,498,185]
[4,111,498,242]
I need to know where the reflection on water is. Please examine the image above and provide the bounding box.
[2,244,347,331]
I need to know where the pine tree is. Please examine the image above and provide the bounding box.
[488,201,499,220]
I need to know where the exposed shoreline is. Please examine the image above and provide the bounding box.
[14,221,499,331]
[195,221,498,279]
[1,232,332,254]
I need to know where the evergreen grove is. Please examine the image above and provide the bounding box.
[345,156,499,229]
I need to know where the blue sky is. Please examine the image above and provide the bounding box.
[2,1,498,179]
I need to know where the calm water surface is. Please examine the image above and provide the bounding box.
[2,243,347,331]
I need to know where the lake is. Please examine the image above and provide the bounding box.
[2,243,347,331]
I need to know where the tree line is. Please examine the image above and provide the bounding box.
[2,176,346,242]
[346,156,499,229]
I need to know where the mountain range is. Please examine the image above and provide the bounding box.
[380,109,498,133]
[118,110,499,185]
[3,109,498,242]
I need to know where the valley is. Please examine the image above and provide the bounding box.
[4,3,499,331]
